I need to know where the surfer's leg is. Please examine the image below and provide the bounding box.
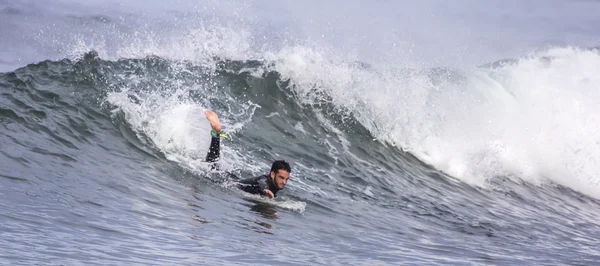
[204,109,223,164]
[205,135,220,163]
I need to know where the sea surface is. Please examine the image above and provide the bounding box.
[2,1,600,265]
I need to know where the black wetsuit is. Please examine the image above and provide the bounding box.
[205,134,281,197]
[205,135,221,164]
[237,175,281,197]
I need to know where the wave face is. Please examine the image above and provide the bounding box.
[2,1,600,265]
[270,46,600,198]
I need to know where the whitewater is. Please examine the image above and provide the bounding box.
[2,0,600,265]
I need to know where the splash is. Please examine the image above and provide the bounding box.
[67,16,600,199]
[66,25,255,69]
[105,87,213,164]
[115,26,254,65]
[266,44,600,199]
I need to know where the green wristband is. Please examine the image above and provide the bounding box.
[211,131,228,139]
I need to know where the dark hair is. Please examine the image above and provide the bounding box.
[270,160,291,174]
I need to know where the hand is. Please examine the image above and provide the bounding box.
[263,189,274,198]
[204,110,222,133]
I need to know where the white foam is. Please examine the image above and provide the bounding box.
[243,193,307,213]
[116,26,254,64]
[411,47,600,198]
[294,122,307,135]
[67,25,255,68]
[105,88,212,164]
[73,17,600,200]
[266,44,600,199]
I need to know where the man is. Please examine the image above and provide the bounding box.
[204,110,291,198]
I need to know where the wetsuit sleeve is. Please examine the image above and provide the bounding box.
[237,176,268,195]
[238,176,257,184]
[205,135,220,163]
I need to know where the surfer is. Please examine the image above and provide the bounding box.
[203,110,291,198]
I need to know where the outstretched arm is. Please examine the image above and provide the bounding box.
[237,176,274,198]
[204,110,223,163]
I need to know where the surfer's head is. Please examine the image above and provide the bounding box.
[269,160,291,190]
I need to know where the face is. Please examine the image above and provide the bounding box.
[270,169,290,190]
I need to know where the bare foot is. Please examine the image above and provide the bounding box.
[204,110,222,133]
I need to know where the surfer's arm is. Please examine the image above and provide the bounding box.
[237,176,269,196]
[238,176,260,186]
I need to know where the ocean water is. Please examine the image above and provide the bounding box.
[2,1,600,265]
